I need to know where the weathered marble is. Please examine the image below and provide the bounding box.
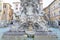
[2,0,57,40]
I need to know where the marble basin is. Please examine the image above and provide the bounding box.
[25,30,35,35]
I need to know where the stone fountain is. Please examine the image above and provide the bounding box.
[2,0,57,40]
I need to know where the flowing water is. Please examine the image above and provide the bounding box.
[48,28,60,40]
[0,27,10,40]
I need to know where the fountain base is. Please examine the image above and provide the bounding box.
[2,31,58,40]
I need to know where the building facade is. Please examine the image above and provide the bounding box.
[1,3,13,22]
[13,2,21,20]
[0,0,3,20]
[43,0,60,27]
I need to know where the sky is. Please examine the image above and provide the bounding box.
[3,0,54,8]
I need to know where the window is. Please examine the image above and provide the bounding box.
[54,6,55,9]
[58,21,60,26]
[3,11,5,14]
[0,10,1,12]
[3,5,6,8]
